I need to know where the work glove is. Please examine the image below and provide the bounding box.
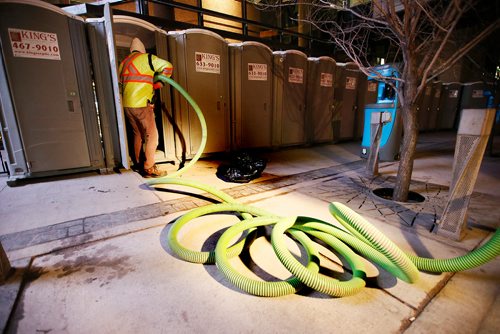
[153,81,163,90]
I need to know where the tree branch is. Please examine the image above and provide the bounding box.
[418,3,464,89]
[429,18,500,81]
[415,0,448,32]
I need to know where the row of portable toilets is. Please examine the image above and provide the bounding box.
[0,0,496,181]
[138,27,381,160]
[416,81,496,132]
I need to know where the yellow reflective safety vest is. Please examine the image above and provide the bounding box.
[118,51,173,108]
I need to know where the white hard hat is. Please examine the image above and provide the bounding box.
[130,37,146,53]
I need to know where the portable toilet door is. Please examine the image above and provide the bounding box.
[306,56,336,144]
[334,62,359,140]
[427,81,443,131]
[229,42,273,150]
[417,84,433,131]
[332,64,343,141]
[0,0,105,180]
[85,9,123,170]
[112,15,176,166]
[355,72,378,139]
[168,29,230,157]
[272,50,308,147]
[437,82,463,130]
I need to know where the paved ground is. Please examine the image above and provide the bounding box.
[0,131,499,334]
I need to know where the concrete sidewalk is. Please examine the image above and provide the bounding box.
[1,132,499,334]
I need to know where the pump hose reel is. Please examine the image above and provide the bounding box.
[148,75,500,297]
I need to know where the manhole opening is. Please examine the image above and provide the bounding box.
[372,187,425,203]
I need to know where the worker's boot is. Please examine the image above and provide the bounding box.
[143,164,167,178]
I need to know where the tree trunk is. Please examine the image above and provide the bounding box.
[393,101,419,202]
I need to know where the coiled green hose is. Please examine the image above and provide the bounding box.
[271,217,367,297]
[215,215,316,297]
[147,76,500,297]
[166,202,274,264]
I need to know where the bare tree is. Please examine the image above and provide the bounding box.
[257,0,499,201]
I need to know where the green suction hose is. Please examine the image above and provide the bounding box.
[215,216,318,297]
[408,229,500,272]
[292,218,405,281]
[167,202,275,264]
[329,202,500,274]
[150,74,207,179]
[329,202,420,283]
[147,76,500,298]
[271,217,367,297]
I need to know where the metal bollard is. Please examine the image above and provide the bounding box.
[366,111,392,175]
[437,108,496,240]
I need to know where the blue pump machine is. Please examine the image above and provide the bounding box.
[360,65,402,161]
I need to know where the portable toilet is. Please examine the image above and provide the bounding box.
[460,82,493,109]
[168,29,230,157]
[306,56,336,144]
[457,82,495,129]
[334,62,359,140]
[111,15,176,165]
[272,50,308,147]
[229,42,273,150]
[436,82,463,130]
[0,0,105,180]
[360,65,402,162]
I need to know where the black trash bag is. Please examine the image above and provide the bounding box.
[216,152,267,183]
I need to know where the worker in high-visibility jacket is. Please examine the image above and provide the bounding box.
[119,37,173,178]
